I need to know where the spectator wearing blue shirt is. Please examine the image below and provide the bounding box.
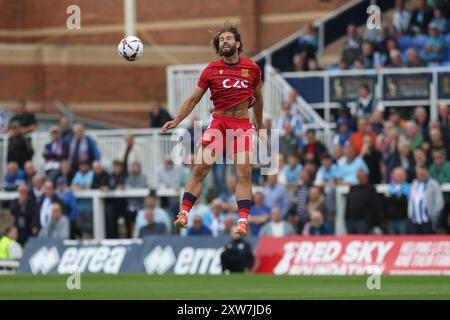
[336,144,369,186]
[283,153,303,185]
[71,161,94,238]
[4,161,25,191]
[277,101,305,139]
[55,176,78,239]
[333,117,353,147]
[424,23,446,63]
[297,24,318,63]
[187,215,212,236]
[384,167,410,235]
[248,192,270,237]
[263,174,290,218]
[314,153,338,188]
[430,7,447,34]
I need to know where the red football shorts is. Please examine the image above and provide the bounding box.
[198,113,255,156]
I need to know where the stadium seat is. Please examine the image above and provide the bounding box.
[427,62,441,67]
[398,35,413,51]
[412,35,428,49]
[446,33,450,47]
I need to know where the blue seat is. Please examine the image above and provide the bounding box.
[398,35,413,51]
[412,35,428,49]
[427,62,440,67]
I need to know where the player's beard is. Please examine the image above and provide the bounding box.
[220,44,237,57]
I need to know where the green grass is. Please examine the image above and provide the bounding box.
[0,274,450,299]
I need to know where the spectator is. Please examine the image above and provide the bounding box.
[263,174,290,218]
[414,146,430,168]
[187,215,212,236]
[304,129,327,166]
[384,167,410,235]
[429,148,450,232]
[157,159,183,190]
[23,161,36,188]
[296,24,318,63]
[106,160,128,238]
[221,227,254,273]
[4,162,25,191]
[68,123,100,175]
[424,23,446,63]
[359,41,384,69]
[179,154,209,203]
[302,209,334,236]
[293,170,313,233]
[59,116,73,148]
[336,144,369,186]
[430,6,448,34]
[0,226,23,260]
[413,106,429,139]
[219,175,238,213]
[7,121,34,169]
[279,121,302,158]
[138,208,167,238]
[38,180,59,231]
[306,186,330,220]
[387,49,405,68]
[223,214,235,236]
[333,117,353,147]
[283,153,303,186]
[0,106,11,134]
[43,125,68,182]
[426,127,450,160]
[149,98,173,128]
[259,208,295,237]
[248,192,270,237]
[360,134,383,184]
[120,133,143,177]
[341,24,362,65]
[205,199,226,237]
[125,161,148,230]
[353,84,384,118]
[9,183,38,245]
[409,0,433,34]
[350,117,377,154]
[393,0,411,34]
[8,100,36,134]
[55,176,78,239]
[277,101,305,139]
[345,170,381,234]
[71,161,94,238]
[408,165,444,234]
[405,121,424,150]
[314,153,338,189]
[438,103,450,140]
[406,47,427,67]
[38,202,70,239]
[370,110,385,135]
[385,140,416,183]
[291,52,306,72]
[30,174,44,204]
[91,161,109,191]
[58,159,74,186]
[134,191,172,238]
[307,58,322,71]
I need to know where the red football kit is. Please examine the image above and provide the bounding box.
[197,56,262,156]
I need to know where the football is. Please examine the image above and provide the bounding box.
[117,36,144,61]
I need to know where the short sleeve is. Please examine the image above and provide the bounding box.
[253,65,262,88]
[197,66,210,89]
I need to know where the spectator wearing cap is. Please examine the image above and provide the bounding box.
[43,125,68,182]
[409,0,433,34]
[8,100,36,134]
[333,117,353,147]
[302,209,334,236]
[68,123,100,175]
[424,22,446,63]
[134,191,172,238]
[7,121,34,169]
[55,175,78,238]
[38,202,70,239]
[4,161,25,192]
[248,192,270,237]
[259,208,295,237]
[384,167,410,235]
[9,183,39,245]
[304,129,327,166]
[387,49,405,68]
[345,169,381,234]
[408,165,444,234]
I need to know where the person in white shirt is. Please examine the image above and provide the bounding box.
[259,208,295,237]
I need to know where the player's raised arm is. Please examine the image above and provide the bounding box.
[161,86,207,133]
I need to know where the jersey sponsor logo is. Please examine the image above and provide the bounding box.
[219,69,224,75]
[241,69,249,77]
[223,79,249,89]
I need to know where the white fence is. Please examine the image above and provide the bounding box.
[0,128,179,189]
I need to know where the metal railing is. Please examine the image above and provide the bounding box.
[0,128,179,189]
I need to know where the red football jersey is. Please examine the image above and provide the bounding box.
[197,56,261,112]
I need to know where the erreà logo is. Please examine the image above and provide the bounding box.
[29,247,60,274]
[144,246,176,274]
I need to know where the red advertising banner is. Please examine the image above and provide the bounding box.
[254,236,450,275]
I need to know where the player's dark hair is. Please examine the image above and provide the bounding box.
[212,21,243,56]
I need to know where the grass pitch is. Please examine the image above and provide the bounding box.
[0,274,449,300]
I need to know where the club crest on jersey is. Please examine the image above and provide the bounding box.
[241,69,249,78]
